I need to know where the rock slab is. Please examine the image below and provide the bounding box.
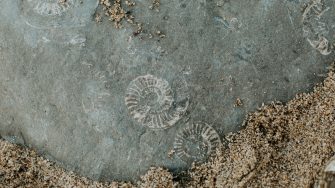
[0,0,334,181]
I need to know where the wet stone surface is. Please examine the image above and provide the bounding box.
[0,0,334,182]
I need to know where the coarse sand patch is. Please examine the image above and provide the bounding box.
[1,66,335,187]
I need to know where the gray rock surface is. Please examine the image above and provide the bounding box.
[0,0,335,182]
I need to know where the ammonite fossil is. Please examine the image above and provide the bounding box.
[174,123,221,163]
[125,75,188,129]
[19,0,98,29]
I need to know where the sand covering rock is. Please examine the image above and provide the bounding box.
[1,68,335,187]
[188,68,335,187]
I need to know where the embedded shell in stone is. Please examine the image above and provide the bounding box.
[125,74,188,129]
[174,123,222,163]
[20,0,98,29]
[32,0,75,16]
[302,0,334,55]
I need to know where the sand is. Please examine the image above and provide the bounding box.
[1,65,335,187]
[187,67,335,187]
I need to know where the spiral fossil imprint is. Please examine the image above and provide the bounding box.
[174,123,221,163]
[125,75,188,129]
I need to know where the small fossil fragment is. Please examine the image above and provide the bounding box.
[20,0,98,29]
[95,13,102,23]
[167,149,175,159]
[155,30,166,38]
[234,98,243,107]
[308,36,332,55]
[33,0,75,16]
[79,62,111,115]
[302,0,334,55]
[174,123,222,163]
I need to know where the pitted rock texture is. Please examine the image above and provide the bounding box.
[0,0,334,181]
